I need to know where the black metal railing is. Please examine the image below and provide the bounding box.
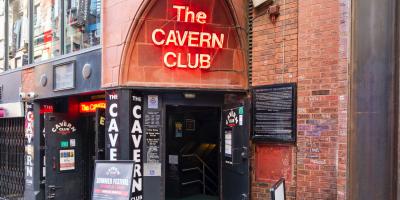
[0,118,25,199]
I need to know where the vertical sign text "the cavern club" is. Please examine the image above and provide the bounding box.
[151,5,225,70]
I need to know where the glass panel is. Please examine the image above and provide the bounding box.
[64,0,101,54]
[33,0,61,62]
[8,0,29,69]
[0,0,5,72]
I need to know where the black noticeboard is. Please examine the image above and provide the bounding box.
[252,83,297,143]
[92,161,134,200]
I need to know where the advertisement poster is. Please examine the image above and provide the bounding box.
[59,149,75,171]
[92,161,134,200]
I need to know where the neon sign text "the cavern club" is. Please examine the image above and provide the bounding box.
[151,5,225,69]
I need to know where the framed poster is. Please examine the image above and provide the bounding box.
[252,83,297,143]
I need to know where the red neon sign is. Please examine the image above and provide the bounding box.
[79,101,106,113]
[40,105,54,114]
[151,5,225,70]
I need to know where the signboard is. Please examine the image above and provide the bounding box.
[151,4,225,70]
[51,120,77,135]
[80,100,106,113]
[130,94,144,199]
[25,103,34,189]
[105,91,120,160]
[252,83,297,143]
[54,62,75,91]
[92,161,135,200]
[270,178,286,200]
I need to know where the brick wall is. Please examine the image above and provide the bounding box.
[21,68,35,93]
[251,0,349,199]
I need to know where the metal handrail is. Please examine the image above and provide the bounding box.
[181,154,217,177]
[181,153,218,194]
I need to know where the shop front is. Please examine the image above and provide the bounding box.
[102,0,250,199]
[21,48,105,200]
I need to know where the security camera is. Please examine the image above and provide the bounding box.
[27,92,37,99]
[19,92,26,99]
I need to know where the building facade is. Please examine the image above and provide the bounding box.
[0,0,398,200]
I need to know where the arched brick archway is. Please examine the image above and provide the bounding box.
[102,0,249,89]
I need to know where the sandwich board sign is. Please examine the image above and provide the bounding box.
[270,178,286,200]
[92,161,134,200]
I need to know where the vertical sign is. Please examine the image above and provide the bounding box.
[131,93,144,199]
[106,91,120,160]
[25,103,34,190]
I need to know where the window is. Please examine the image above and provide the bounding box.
[8,0,29,69]
[64,0,101,54]
[0,0,5,72]
[33,0,61,62]
[0,0,101,72]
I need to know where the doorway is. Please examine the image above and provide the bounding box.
[43,96,105,200]
[165,106,220,200]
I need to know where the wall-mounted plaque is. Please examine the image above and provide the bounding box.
[54,62,75,91]
[252,83,297,142]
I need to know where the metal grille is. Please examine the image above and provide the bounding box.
[0,118,25,199]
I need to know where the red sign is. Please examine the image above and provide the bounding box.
[40,105,54,114]
[151,5,225,70]
[80,100,106,113]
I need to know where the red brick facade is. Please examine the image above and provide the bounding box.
[251,0,349,199]
[102,0,350,199]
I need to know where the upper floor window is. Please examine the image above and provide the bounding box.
[0,0,102,72]
[0,0,5,72]
[8,0,29,69]
[64,0,101,53]
[33,0,61,62]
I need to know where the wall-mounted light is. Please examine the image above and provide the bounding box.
[183,93,196,99]
[268,4,280,24]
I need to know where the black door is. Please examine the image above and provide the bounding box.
[44,113,83,200]
[221,100,250,200]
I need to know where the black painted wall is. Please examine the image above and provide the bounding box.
[350,0,397,199]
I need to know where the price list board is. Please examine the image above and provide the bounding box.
[252,83,297,142]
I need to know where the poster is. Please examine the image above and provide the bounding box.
[147,95,159,109]
[145,127,160,162]
[59,149,75,171]
[224,130,233,165]
[92,161,134,200]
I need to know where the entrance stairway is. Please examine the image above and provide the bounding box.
[179,143,218,197]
